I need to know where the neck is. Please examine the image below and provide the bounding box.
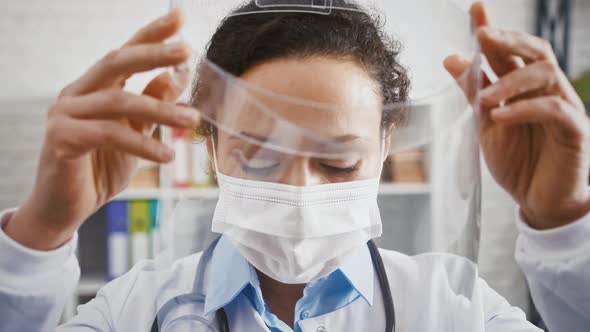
[257,270,306,329]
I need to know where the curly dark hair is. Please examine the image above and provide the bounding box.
[192,0,410,136]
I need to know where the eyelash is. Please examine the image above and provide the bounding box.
[237,148,360,177]
[241,162,280,175]
[320,163,359,174]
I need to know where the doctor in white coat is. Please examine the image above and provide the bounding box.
[0,2,588,331]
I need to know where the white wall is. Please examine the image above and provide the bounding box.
[0,0,166,99]
[0,0,165,209]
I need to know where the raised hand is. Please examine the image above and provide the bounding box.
[5,9,197,250]
[444,2,590,230]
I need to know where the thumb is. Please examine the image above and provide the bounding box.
[470,1,491,29]
[444,54,491,98]
[443,54,472,79]
[139,71,188,136]
[143,71,184,102]
[444,54,494,129]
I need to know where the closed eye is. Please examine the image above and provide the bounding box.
[319,163,359,174]
[241,162,281,175]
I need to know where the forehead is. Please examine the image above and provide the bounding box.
[217,57,383,139]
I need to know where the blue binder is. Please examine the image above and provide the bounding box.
[106,201,129,280]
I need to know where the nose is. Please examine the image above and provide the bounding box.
[279,157,321,186]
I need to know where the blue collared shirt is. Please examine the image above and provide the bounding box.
[203,235,374,332]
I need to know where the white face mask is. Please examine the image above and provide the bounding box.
[211,172,383,284]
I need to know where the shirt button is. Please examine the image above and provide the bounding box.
[317,326,327,332]
[301,310,311,319]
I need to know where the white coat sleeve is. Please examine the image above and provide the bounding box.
[515,210,590,332]
[0,209,112,332]
[479,277,543,331]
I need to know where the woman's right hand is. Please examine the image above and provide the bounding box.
[4,8,198,250]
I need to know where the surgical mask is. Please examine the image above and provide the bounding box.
[211,172,383,284]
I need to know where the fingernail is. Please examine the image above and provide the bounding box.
[177,107,200,125]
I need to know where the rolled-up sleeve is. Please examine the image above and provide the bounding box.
[515,209,590,332]
[0,209,80,332]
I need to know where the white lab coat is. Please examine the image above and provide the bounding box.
[0,209,587,331]
[514,211,590,332]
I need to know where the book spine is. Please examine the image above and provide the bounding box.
[106,201,129,280]
[129,200,150,266]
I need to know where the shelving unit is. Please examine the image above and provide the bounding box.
[114,183,431,201]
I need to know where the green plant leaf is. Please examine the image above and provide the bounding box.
[573,70,590,106]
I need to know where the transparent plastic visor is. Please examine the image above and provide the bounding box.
[147,1,485,330]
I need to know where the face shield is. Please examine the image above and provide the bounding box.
[150,0,483,330]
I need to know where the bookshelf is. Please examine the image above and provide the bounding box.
[114,187,221,201]
[114,183,431,201]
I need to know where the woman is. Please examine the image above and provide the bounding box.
[1,1,588,331]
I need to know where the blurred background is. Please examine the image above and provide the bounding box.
[0,0,588,326]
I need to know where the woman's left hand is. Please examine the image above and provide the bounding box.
[445,2,590,230]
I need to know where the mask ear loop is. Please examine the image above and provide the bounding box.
[378,138,388,177]
[210,125,220,176]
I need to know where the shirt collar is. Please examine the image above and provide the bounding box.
[203,235,258,315]
[203,236,375,314]
[336,243,375,306]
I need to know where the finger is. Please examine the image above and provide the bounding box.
[491,96,585,138]
[444,55,492,87]
[58,90,199,128]
[477,27,557,66]
[480,60,582,108]
[478,30,525,77]
[443,54,491,108]
[142,71,184,102]
[139,71,188,136]
[480,60,555,107]
[66,42,190,96]
[444,55,494,129]
[470,1,491,28]
[138,71,192,136]
[53,117,175,163]
[124,7,184,46]
[470,4,524,76]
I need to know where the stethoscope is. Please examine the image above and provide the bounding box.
[151,239,395,332]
